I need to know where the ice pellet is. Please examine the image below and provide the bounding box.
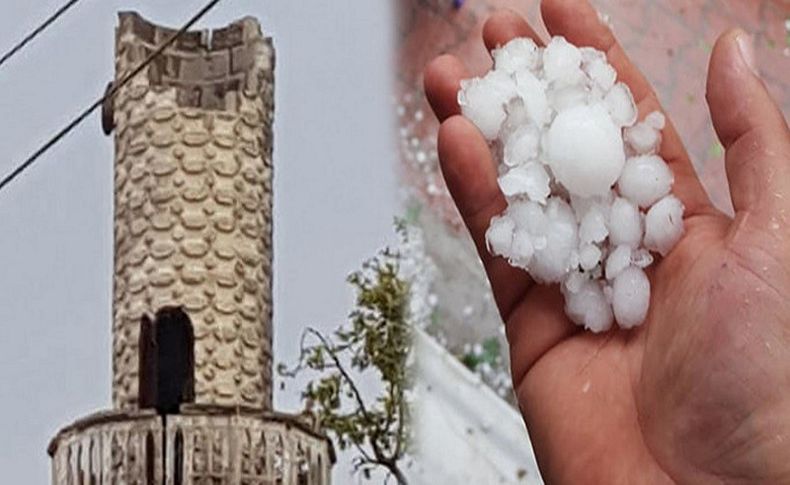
[617,155,674,208]
[493,37,540,74]
[604,82,638,127]
[644,111,666,130]
[527,198,578,283]
[511,229,535,265]
[579,205,609,244]
[509,200,548,239]
[630,248,654,268]
[543,36,582,83]
[550,85,589,112]
[607,197,643,248]
[584,55,617,91]
[503,124,540,167]
[579,244,602,271]
[644,195,685,256]
[544,103,625,198]
[514,70,550,126]
[485,215,515,257]
[564,270,586,294]
[465,36,685,330]
[624,121,662,155]
[612,267,651,328]
[605,244,631,280]
[458,70,516,140]
[498,162,551,204]
[564,278,614,333]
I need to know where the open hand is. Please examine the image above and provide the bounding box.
[424,1,790,483]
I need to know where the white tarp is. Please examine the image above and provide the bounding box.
[409,329,544,484]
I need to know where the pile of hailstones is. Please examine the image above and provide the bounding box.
[459,36,684,332]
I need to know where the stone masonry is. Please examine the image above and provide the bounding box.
[48,12,333,484]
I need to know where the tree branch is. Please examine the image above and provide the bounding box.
[304,328,373,424]
[304,327,402,475]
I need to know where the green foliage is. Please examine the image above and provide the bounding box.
[404,201,422,226]
[280,223,413,484]
[461,336,502,372]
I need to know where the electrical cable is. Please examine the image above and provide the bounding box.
[0,0,224,194]
[0,0,83,70]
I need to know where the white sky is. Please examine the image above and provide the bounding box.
[0,1,397,482]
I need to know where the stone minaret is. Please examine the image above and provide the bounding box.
[48,12,333,484]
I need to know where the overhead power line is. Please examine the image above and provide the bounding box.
[0,0,83,70]
[0,0,224,195]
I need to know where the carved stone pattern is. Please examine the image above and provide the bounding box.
[50,412,331,485]
[110,13,276,411]
[51,413,163,485]
[164,414,329,485]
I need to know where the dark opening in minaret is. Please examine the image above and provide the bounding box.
[88,441,96,485]
[138,307,195,414]
[174,430,184,485]
[138,314,157,409]
[145,431,155,484]
[77,446,84,485]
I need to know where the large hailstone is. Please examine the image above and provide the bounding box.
[461,36,686,331]
[544,103,625,198]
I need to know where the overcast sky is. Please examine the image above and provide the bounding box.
[0,1,397,482]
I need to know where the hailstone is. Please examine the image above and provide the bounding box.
[459,36,685,330]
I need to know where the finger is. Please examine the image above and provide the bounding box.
[438,115,533,318]
[540,0,714,217]
[706,29,790,219]
[541,0,650,103]
[425,10,543,123]
[506,285,578,388]
[424,54,468,122]
[482,9,544,52]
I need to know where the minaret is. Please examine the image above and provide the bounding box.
[48,12,333,484]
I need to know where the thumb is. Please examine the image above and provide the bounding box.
[706,28,790,221]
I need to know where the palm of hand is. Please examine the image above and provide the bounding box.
[423,1,790,483]
[524,212,790,483]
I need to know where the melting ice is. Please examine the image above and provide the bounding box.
[460,36,685,331]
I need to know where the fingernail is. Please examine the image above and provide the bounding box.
[735,30,759,76]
